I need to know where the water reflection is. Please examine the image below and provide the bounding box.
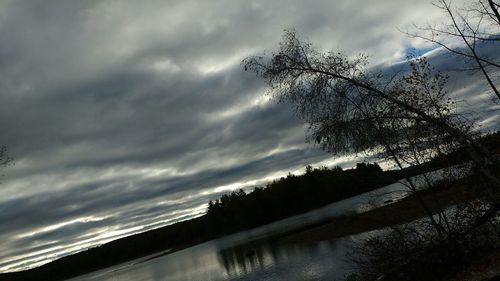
[216,238,351,281]
[218,240,275,276]
[69,234,358,281]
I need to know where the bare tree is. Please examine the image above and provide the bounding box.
[244,29,500,280]
[243,30,500,202]
[476,0,500,27]
[407,0,500,100]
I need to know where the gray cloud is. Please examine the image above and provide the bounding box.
[0,0,497,272]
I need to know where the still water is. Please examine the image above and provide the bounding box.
[69,235,366,281]
[68,181,409,281]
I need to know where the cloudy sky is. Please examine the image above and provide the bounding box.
[0,0,498,273]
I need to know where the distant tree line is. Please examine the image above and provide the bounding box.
[205,163,393,234]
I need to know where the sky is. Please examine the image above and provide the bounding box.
[0,0,498,273]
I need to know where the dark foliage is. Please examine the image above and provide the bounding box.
[205,163,391,233]
[347,200,500,281]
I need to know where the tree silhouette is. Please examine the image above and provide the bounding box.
[206,164,393,232]
[243,30,499,206]
[406,0,500,100]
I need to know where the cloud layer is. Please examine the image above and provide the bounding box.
[0,0,498,272]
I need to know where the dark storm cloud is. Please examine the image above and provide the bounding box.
[1,0,495,272]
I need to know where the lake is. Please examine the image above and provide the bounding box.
[67,234,374,281]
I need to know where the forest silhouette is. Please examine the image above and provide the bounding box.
[205,163,391,233]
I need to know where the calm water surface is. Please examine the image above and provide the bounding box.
[69,235,365,281]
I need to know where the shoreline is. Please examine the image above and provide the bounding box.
[278,181,470,244]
